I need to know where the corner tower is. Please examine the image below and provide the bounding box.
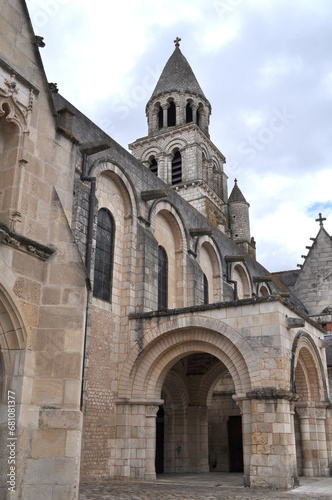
[129,38,229,232]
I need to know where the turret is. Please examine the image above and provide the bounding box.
[228,179,256,257]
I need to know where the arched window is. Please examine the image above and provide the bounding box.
[196,108,200,126]
[93,208,115,302]
[203,273,209,305]
[158,245,168,310]
[158,106,163,129]
[171,151,182,185]
[186,102,193,123]
[167,101,176,127]
[149,157,158,176]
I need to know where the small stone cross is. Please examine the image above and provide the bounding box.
[315,213,326,226]
[174,37,181,47]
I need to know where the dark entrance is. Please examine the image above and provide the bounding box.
[155,405,164,473]
[228,415,243,472]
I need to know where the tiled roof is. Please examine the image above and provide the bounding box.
[150,47,206,100]
[228,180,248,204]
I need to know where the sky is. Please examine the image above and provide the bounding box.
[27,0,332,272]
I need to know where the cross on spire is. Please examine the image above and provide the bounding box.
[174,37,181,48]
[315,212,326,226]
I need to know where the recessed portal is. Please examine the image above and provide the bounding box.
[156,352,243,475]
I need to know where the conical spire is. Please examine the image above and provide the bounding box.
[228,179,249,205]
[149,40,206,102]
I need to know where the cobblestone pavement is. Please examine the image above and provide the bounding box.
[79,473,332,500]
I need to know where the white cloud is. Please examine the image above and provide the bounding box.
[27,0,332,273]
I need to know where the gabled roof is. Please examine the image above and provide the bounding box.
[149,46,206,101]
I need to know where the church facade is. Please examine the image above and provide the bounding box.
[0,2,331,499]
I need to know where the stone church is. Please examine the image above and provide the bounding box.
[0,1,331,499]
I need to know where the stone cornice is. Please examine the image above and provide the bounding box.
[128,294,326,333]
[0,222,55,260]
[0,57,39,94]
[130,123,226,161]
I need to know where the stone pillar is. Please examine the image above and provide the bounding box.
[192,104,198,124]
[326,406,332,473]
[162,104,169,129]
[179,93,185,125]
[150,110,158,134]
[315,404,330,476]
[295,404,318,476]
[145,405,159,479]
[187,405,209,472]
[247,391,297,489]
[234,397,251,487]
[157,154,166,184]
[175,103,181,126]
[112,401,162,480]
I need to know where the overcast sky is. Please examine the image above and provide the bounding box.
[27,0,332,272]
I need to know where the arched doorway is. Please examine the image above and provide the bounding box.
[291,333,330,478]
[0,284,27,498]
[116,321,253,482]
[155,352,243,475]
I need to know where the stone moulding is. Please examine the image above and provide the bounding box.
[0,222,55,260]
[246,387,298,401]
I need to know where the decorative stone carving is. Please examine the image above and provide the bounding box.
[146,405,159,417]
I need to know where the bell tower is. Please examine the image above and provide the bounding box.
[129,38,229,233]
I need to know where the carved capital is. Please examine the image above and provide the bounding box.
[146,405,159,418]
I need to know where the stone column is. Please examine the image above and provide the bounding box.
[150,110,158,134]
[162,104,169,129]
[295,404,317,476]
[157,153,166,184]
[315,404,330,476]
[145,405,159,480]
[234,396,251,487]
[326,406,332,474]
[175,103,181,126]
[192,104,198,124]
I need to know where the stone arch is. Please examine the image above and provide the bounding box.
[150,203,187,308]
[140,146,162,163]
[258,283,270,297]
[163,370,190,410]
[166,97,176,127]
[291,331,328,402]
[291,331,330,477]
[91,160,138,220]
[119,316,259,400]
[196,236,223,303]
[231,263,251,299]
[0,281,27,425]
[149,200,188,254]
[134,332,249,401]
[164,138,187,156]
[0,282,28,493]
[91,162,138,311]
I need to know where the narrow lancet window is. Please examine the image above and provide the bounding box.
[158,245,168,310]
[93,208,115,302]
[203,273,209,305]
